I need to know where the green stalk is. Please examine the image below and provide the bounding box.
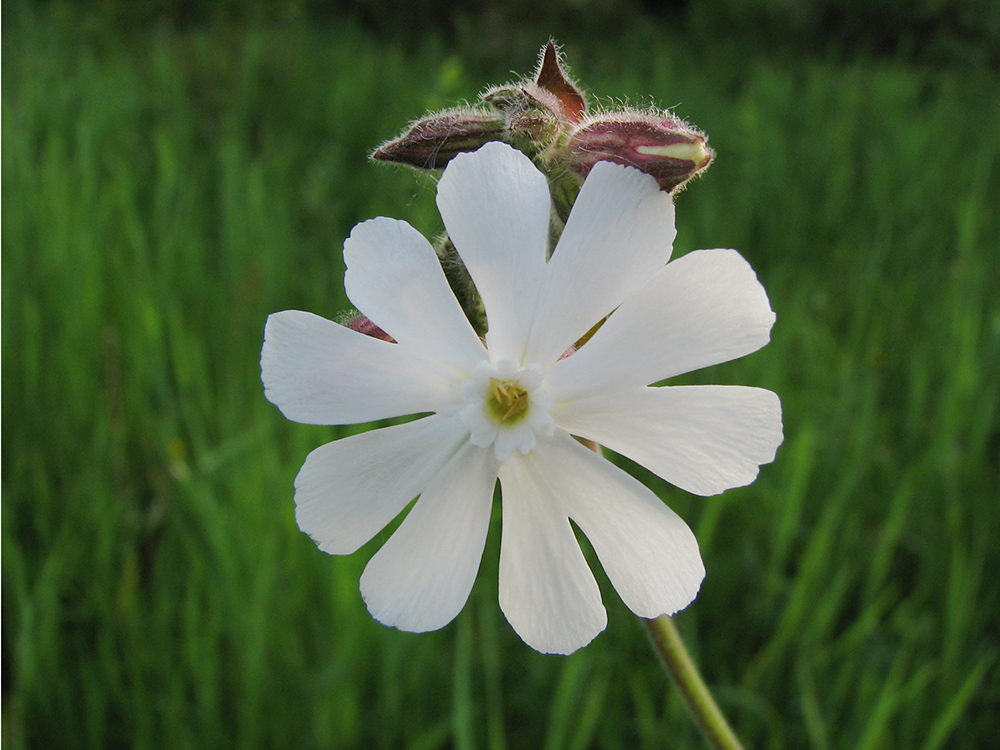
[581,442,742,749]
[642,615,744,750]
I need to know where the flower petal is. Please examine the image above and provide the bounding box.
[294,415,469,555]
[532,432,704,619]
[546,249,775,401]
[498,446,607,654]
[344,217,486,374]
[436,142,549,363]
[360,442,499,633]
[554,385,783,496]
[524,161,676,366]
[262,310,464,424]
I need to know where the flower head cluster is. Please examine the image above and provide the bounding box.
[262,142,782,654]
[372,41,713,208]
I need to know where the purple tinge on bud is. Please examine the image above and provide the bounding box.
[566,112,714,192]
[344,314,395,343]
[533,41,586,123]
[372,108,505,170]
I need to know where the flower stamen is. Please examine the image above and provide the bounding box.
[488,378,531,423]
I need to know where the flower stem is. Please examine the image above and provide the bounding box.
[642,615,744,750]
[581,441,740,748]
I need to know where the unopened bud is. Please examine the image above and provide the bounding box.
[532,40,586,124]
[481,84,562,155]
[343,314,395,342]
[478,42,588,157]
[482,41,586,126]
[372,108,505,170]
[565,111,713,192]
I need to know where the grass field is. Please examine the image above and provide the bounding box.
[3,6,999,749]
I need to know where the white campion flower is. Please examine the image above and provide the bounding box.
[262,141,782,655]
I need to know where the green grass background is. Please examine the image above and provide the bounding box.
[3,3,999,748]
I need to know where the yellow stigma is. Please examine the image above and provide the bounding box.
[487,378,530,424]
[636,141,710,166]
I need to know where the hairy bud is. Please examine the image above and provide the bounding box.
[479,42,587,156]
[565,111,713,192]
[343,314,395,342]
[372,42,713,198]
[372,108,505,169]
[527,40,586,124]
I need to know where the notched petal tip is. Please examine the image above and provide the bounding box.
[358,442,499,634]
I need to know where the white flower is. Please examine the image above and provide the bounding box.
[261,142,782,655]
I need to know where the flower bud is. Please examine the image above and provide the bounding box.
[372,108,505,170]
[532,40,586,124]
[480,84,562,156]
[343,314,395,342]
[482,42,585,125]
[565,111,714,192]
[478,42,587,157]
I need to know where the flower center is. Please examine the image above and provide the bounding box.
[459,360,556,461]
[486,378,531,424]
